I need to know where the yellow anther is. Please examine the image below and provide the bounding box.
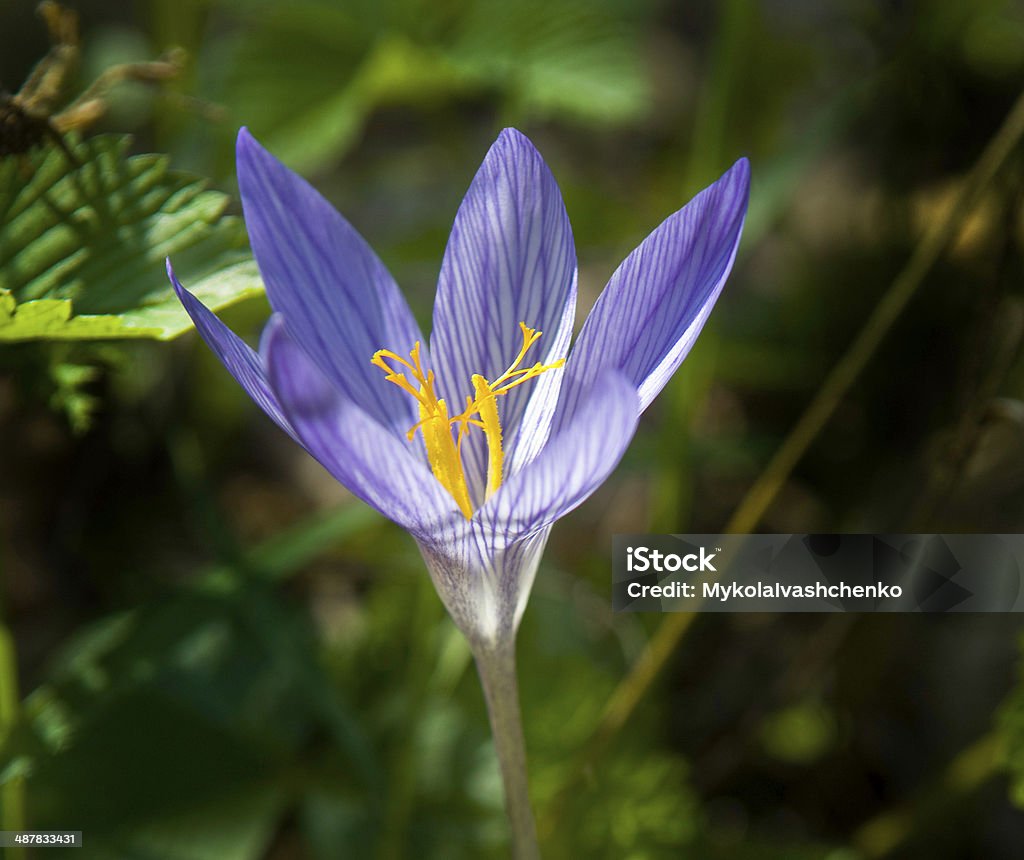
[470,374,504,499]
[373,342,472,518]
[373,323,563,518]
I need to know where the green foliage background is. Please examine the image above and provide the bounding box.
[2,0,1024,857]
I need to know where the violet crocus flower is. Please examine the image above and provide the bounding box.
[168,127,748,857]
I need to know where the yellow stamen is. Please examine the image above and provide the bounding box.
[372,341,473,519]
[416,396,474,519]
[470,374,503,499]
[372,322,564,518]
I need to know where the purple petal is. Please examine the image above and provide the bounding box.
[262,317,458,539]
[563,158,750,418]
[168,260,298,443]
[480,372,639,539]
[237,128,425,436]
[430,128,577,498]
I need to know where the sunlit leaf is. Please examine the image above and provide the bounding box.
[0,135,262,342]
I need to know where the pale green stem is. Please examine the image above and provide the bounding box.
[473,640,539,860]
[0,623,26,860]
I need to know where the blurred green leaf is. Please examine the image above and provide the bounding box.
[450,0,650,125]
[48,358,102,433]
[110,783,287,860]
[759,698,837,765]
[0,135,262,342]
[5,583,383,858]
[220,0,652,172]
[548,753,698,858]
[197,503,381,592]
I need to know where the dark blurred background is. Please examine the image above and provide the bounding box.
[2,0,1024,857]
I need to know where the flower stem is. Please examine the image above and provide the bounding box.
[472,640,539,860]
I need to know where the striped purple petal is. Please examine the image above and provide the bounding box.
[237,128,426,438]
[481,371,639,539]
[430,128,577,500]
[561,158,750,420]
[168,260,298,443]
[262,317,458,540]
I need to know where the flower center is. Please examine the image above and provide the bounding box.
[372,322,564,520]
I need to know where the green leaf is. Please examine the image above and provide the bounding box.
[219,0,653,172]
[49,358,102,433]
[237,35,467,174]
[8,583,380,858]
[0,135,263,342]
[450,0,652,126]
